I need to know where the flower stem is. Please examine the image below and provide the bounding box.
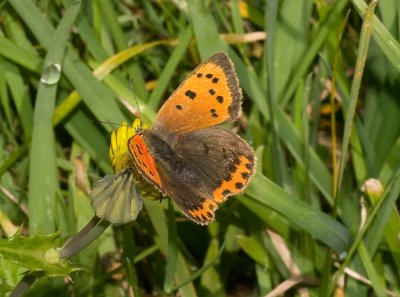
[61,215,110,259]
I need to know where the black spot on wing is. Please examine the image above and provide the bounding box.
[228,163,237,173]
[232,157,240,165]
[185,90,197,99]
[235,182,244,189]
[241,172,250,179]
[224,173,232,182]
[222,189,232,196]
[136,144,143,155]
[210,108,219,118]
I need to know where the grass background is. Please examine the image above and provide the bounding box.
[0,0,400,296]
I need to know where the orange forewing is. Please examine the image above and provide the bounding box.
[153,53,241,133]
[128,135,163,193]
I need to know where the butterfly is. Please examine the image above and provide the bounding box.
[128,53,256,225]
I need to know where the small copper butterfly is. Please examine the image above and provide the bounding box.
[128,53,256,225]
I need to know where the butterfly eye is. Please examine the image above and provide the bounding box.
[132,118,148,134]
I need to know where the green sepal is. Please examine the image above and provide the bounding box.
[91,168,144,224]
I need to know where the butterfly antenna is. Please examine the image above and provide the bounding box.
[91,120,128,127]
[129,77,144,130]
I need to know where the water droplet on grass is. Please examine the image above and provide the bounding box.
[41,63,62,85]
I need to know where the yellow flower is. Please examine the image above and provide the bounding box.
[109,119,142,174]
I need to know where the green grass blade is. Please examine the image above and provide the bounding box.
[27,1,81,233]
[245,173,351,254]
[147,27,193,109]
[351,0,400,72]
[337,1,376,191]
[273,0,312,101]
[0,58,10,126]
[188,0,229,57]
[122,225,142,297]
[0,37,41,72]
[4,61,33,138]
[64,110,111,173]
[280,0,348,105]
[266,0,284,185]
[164,200,178,293]
[199,238,223,295]
[98,1,127,51]
[172,240,227,292]
[358,242,386,297]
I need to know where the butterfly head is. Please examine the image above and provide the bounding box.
[132,118,147,135]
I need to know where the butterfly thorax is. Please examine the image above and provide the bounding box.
[142,130,203,190]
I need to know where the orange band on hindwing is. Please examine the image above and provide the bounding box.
[213,155,255,203]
